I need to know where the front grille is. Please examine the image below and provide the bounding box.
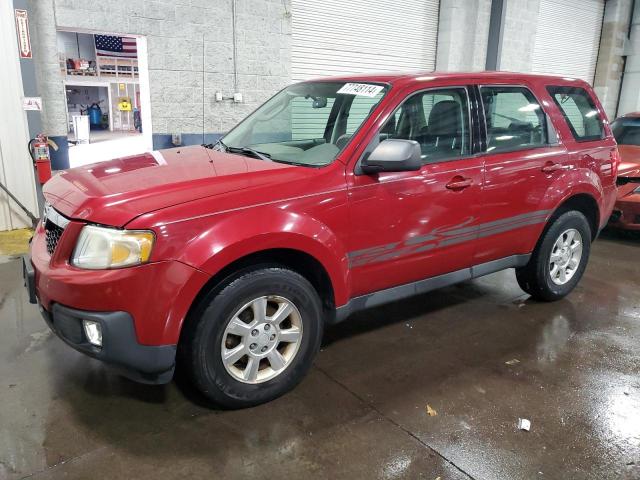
[44,220,64,255]
[42,203,70,256]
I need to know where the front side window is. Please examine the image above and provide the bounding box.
[481,86,548,153]
[611,117,640,146]
[222,82,388,167]
[377,88,471,163]
[547,86,604,142]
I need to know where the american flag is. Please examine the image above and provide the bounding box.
[94,35,137,58]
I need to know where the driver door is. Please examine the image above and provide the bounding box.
[346,86,483,297]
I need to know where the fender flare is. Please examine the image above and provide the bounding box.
[534,168,604,246]
[177,205,351,307]
[547,169,602,215]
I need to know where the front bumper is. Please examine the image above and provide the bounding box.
[608,198,640,231]
[43,303,176,384]
[29,219,209,346]
[25,213,211,383]
[24,254,176,384]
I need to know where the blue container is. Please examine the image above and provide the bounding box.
[88,103,102,128]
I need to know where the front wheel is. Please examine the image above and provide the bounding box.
[516,211,592,301]
[180,267,323,408]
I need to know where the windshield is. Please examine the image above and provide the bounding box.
[611,118,640,146]
[221,81,389,167]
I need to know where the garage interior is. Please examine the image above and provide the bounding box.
[57,31,145,167]
[1,0,640,479]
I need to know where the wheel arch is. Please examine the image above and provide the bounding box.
[549,193,600,241]
[196,247,336,312]
[160,203,351,345]
[177,247,338,349]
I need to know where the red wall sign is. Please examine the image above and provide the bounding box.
[15,9,32,59]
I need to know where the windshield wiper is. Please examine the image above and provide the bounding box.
[226,146,272,162]
[204,140,271,161]
[203,139,227,151]
[270,158,316,167]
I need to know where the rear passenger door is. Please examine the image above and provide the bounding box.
[473,84,569,266]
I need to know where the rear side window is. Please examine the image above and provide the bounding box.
[547,86,604,142]
[480,86,548,153]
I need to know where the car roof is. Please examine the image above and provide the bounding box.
[301,71,591,89]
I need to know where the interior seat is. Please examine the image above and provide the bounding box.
[379,114,397,141]
[335,134,352,150]
[487,121,535,150]
[417,100,462,156]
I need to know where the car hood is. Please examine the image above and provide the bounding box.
[43,146,298,227]
[618,145,640,178]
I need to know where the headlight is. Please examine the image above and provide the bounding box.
[72,225,155,269]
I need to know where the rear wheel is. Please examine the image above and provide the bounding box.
[181,267,323,408]
[516,211,592,301]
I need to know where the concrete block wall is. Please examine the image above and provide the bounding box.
[28,0,68,139]
[497,0,541,72]
[436,0,492,72]
[28,0,291,165]
[436,0,543,74]
[593,0,634,119]
[614,0,640,117]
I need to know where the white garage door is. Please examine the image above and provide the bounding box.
[531,0,604,83]
[291,0,440,82]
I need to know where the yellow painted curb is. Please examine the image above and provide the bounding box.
[0,228,33,256]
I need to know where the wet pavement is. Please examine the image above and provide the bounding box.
[1,232,639,479]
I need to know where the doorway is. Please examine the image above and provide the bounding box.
[57,30,153,167]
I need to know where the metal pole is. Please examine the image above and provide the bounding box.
[0,181,38,228]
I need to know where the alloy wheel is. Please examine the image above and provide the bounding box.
[549,228,583,286]
[220,295,303,384]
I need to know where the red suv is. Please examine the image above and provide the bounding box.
[25,72,619,407]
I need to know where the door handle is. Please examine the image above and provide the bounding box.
[445,177,473,190]
[541,162,565,173]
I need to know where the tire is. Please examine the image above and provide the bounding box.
[180,267,323,408]
[516,211,592,301]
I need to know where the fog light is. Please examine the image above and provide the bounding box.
[83,320,102,347]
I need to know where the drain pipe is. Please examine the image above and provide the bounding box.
[618,0,640,115]
[231,0,238,93]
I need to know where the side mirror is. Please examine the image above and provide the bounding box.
[360,139,422,174]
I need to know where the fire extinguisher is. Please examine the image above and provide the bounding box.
[28,134,58,184]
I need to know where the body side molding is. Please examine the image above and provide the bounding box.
[333,254,531,324]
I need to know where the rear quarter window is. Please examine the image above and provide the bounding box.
[547,86,604,142]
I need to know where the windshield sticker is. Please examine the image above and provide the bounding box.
[337,83,384,97]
